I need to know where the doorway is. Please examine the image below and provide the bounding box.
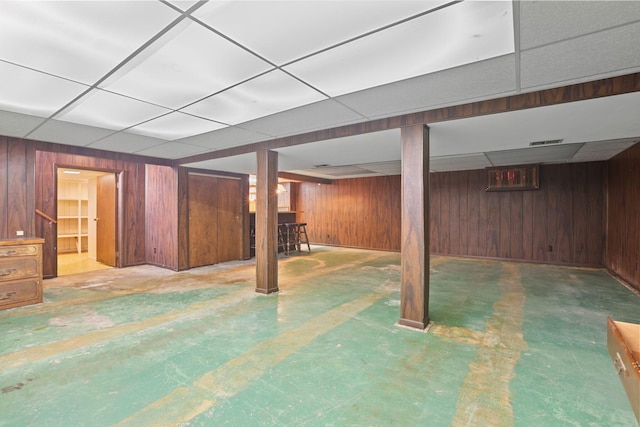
[56,168,118,276]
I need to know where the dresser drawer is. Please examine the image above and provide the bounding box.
[0,257,39,281]
[0,244,39,258]
[0,279,42,309]
[607,317,640,423]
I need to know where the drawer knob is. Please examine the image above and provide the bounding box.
[0,268,17,277]
[0,291,16,300]
[614,352,628,376]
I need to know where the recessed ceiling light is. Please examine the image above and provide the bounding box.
[63,170,81,174]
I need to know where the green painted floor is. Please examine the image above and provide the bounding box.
[1,246,638,426]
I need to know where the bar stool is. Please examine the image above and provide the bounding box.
[284,223,310,254]
[277,224,287,255]
[297,223,310,252]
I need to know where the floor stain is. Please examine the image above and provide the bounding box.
[114,290,392,427]
[2,377,35,394]
[451,263,527,427]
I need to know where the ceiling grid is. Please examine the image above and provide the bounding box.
[0,0,638,176]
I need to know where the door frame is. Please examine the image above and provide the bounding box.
[54,165,123,274]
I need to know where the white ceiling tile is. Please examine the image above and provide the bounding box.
[521,22,640,90]
[520,1,640,50]
[87,132,168,155]
[0,61,89,117]
[100,21,274,109]
[275,129,400,171]
[571,138,638,162]
[359,161,402,175]
[299,165,378,178]
[286,169,336,180]
[241,99,365,138]
[28,119,114,147]
[184,153,257,175]
[429,154,492,172]
[429,92,640,157]
[284,1,514,96]
[135,141,210,159]
[577,138,638,153]
[55,89,171,131]
[486,144,583,166]
[0,1,179,84]
[175,126,269,150]
[182,70,327,125]
[339,54,516,119]
[0,110,46,138]
[127,112,226,140]
[194,1,445,65]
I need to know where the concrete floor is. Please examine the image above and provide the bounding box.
[1,246,638,426]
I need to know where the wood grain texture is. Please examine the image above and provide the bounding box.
[0,137,9,239]
[177,168,190,270]
[430,163,605,267]
[274,163,608,268]
[188,174,219,267]
[240,175,250,260]
[96,174,117,267]
[6,140,31,240]
[216,177,243,263]
[399,124,429,330]
[297,176,402,251]
[145,164,178,270]
[255,150,279,294]
[605,142,640,289]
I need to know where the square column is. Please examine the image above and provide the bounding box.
[255,150,279,294]
[399,124,430,330]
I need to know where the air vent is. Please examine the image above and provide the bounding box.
[529,139,563,146]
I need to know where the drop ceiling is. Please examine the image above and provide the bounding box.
[0,0,639,177]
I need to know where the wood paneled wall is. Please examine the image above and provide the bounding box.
[298,176,402,251]
[36,150,147,276]
[1,135,160,277]
[430,163,604,267]
[0,137,36,240]
[297,163,605,267]
[145,164,179,270]
[606,143,640,289]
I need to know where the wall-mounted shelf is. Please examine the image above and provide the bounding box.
[57,180,89,254]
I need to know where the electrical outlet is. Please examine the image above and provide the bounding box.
[16,230,24,236]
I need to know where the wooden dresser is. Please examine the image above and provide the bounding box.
[607,317,640,423]
[0,238,44,310]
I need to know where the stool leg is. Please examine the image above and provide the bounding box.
[278,226,288,256]
[301,225,310,251]
[296,225,302,253]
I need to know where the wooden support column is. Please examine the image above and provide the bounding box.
[399,124,430,330]
[255,150,279,294]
